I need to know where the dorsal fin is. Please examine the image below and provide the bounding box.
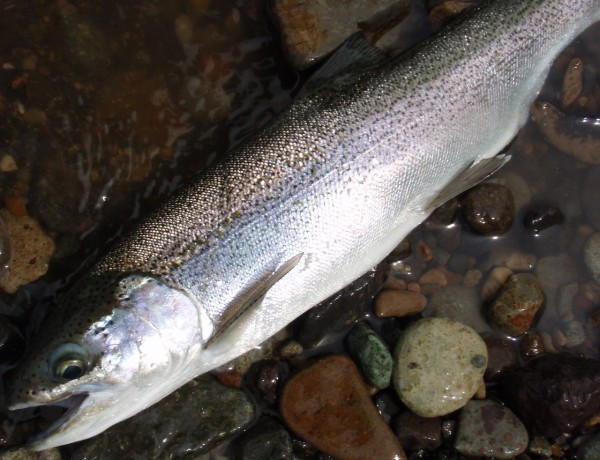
[299,32,388,97]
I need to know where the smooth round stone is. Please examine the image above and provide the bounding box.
[460,183,515,235]
[584,233,600,283]
[487,273,544,337]
[346,322,393,389]
[280,355,407,460]
[454,400,528,459]
[392,317,488,417]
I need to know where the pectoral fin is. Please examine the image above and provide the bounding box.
[205,253,304,349]
[426,154,511,212]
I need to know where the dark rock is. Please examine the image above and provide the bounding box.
[374,389,402,424]
[385,237,412,263]
[393,411,442,452]
[484,336,518,381]
[246,359,289,407]
[487,273,544,337]
[280,355,407,460]
[233,417,293,460]
[576,433,600,460]
[72,375,255,459]
[519,332,546,360]
[523,206,565,234]
[423,198,460,229]
[295,265,384,348]
[501,353,600,437]
[460,183,515,235]
[346,321,393,389]
[454,399,528,459]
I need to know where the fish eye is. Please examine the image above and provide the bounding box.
[48,343,90,382]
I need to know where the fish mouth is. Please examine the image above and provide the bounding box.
[24,393,89,449]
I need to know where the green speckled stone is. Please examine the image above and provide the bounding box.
[347,321,393,389]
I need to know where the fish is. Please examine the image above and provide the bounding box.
[6,0,600,450]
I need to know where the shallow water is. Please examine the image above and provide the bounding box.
[1,0,600,458]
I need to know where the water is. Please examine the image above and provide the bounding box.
[0,0,600,457]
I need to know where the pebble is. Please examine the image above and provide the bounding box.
[423,198,460,229]
[392,317,488,417]
[487,273,544,337]
[564,319,586,347]
[460,183,515,235]
[484,336,518,381]
[424,284,490,333]
[248,359,288,406]
[393,411,442,452]
[584,233,600,283]
[501,353,600,437]
[454,399,528,459]
[232,417,293,460]
[519,332,545,360]
[489,171,532,212]
[0,209,55,294]
[374,289,427,318]
[0,449,61,460]
[271,0,410,69]
[295,266,384,348]
[72,375,255,459]
[374,389,402,423]
[528,436,553,457]
[0,154,17,172]
[561,57,584,106]
[575,433,600,460]
[280,355,407,460]
[346,322,393,389]
[462,268,482,287]
[488,247,536,272]
[524,206,565,235]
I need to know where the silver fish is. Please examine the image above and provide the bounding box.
[6,0,600,450]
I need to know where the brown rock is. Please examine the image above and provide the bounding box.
[280,355,406,460]
[375,289,427,318]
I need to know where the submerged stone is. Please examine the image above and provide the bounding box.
[233,417,293,460]
[393,317,487,417]
[346,321,393,389]
[72,375,255,459]
[501,353,600,437]
[280,355,406,460]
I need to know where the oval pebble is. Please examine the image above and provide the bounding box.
[346,322,393,389]
[392,317,488,417]
[454,400,528,459]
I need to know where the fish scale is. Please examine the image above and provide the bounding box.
[6,0,600,450]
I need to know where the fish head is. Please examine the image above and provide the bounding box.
[4,272,203,450]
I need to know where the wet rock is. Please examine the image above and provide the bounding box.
[481,266,513,302]
[454,400,528,459]
[393,411,442,452]
[374,289,427,318]
[247,359,288,406]
[385,237,412,264]
[280,355,407,460]
[531,102,600,164]
[460,183,515,236]
[271,0,410,70]
[393,317,488,417]
[520,332,545,360]
[484,336,518,381]
[488,171,532,212]
[0,209,55,293]
[501,353,600,437]
[575,433,600,460]
[423,198,460,229]
[278,339,304,359]
[561,57,584,106]
[374,389,402,423]
[584,233,600,283]
[524,206,565,235]
[346,322,393,389]
[0,448,61,460]
[72,375,255,459]
[487,273,544,337]
[528,436,553,457]
[488,247,536,272]
[295,266,384,348]
[233,417,293,460]
[424,284,490,334]
[582,167,600,229]
[564,319,585,347]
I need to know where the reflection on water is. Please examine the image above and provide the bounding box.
[0,0,600,457]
